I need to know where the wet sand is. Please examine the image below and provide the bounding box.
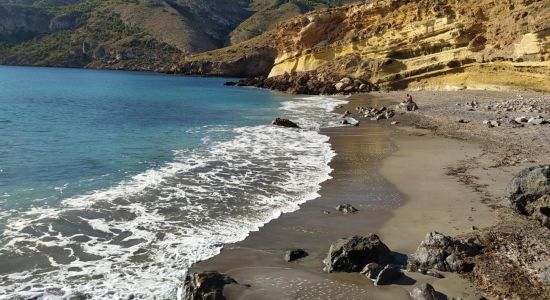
[189,94,497,299]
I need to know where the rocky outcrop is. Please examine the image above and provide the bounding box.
[507,165,550,227]
[183,271,247,300]
[225,72,377,95]
[408,231,479,273]
[48,12,84,32]
[0,5,50,42]
[323,234,393,273]
[168,33,277,77]
[271,118,299,128]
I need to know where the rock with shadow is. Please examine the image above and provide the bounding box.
[285,249,308,262]
[407,231,480,273]
[323,234,393,273]
[183,271,248,300]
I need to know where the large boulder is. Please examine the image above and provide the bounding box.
[323,234,393,273]
[183,271,246,300]
[271,117,300,128]
[408,232,478,273]
[507,165,550,215]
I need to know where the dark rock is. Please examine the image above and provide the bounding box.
[224,81,238,86]
[285,249,308,262]
[271,118,299,128]
[374,264,403,285]
[407,231,478,273]
[183,271,246,300]
[226,72,376,95]
[507,165,550,214]
[335,204,358,214]
[410,283,437,300]
[323,234,393,273]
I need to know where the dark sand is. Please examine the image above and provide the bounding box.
[189,95,494,299]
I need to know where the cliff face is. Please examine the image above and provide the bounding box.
[0,5,50,43]
[267,0,550,91]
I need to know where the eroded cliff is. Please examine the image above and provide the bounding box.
[174,0,550,92]
[268,0,550,91]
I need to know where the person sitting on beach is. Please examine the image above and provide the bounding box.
[405,94,413,103]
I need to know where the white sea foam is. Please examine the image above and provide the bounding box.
[0,96,347,299]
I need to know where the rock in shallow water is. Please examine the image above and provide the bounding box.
[323,234,393,273]
[271,117,300,128]
[285,249,308,262]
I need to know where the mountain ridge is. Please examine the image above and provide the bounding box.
[0,0,355,69]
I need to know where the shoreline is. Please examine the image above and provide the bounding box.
[187,89,550,299]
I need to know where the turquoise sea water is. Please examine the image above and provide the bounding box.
[0,66,281,213]
[0,66,345,298]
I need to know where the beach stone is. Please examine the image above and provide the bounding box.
[340,77,353,85]
[335,82,347,91]
[323,234,394,273]
[271,118,299,128]
[335,204,359,214]
[507,165,550,214]
[183,271,246,300]
[528,117,545,125]
[408,232,478,273]
[285,249,308,262]
[374,264,403,285]
[515,116,528,123]
[410,283,437,300]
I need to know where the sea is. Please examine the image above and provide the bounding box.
[0,66,347,299]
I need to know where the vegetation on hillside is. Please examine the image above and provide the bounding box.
[0,0,359,69]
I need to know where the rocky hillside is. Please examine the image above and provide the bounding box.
[0,0,356,69]
[174,0,550,92]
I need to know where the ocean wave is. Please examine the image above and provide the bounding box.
[0,96,347,299]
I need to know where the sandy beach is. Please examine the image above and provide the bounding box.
[188,90,550,299]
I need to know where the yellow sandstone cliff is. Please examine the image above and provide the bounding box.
[172,0,550,92]
[268,0,550,91]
